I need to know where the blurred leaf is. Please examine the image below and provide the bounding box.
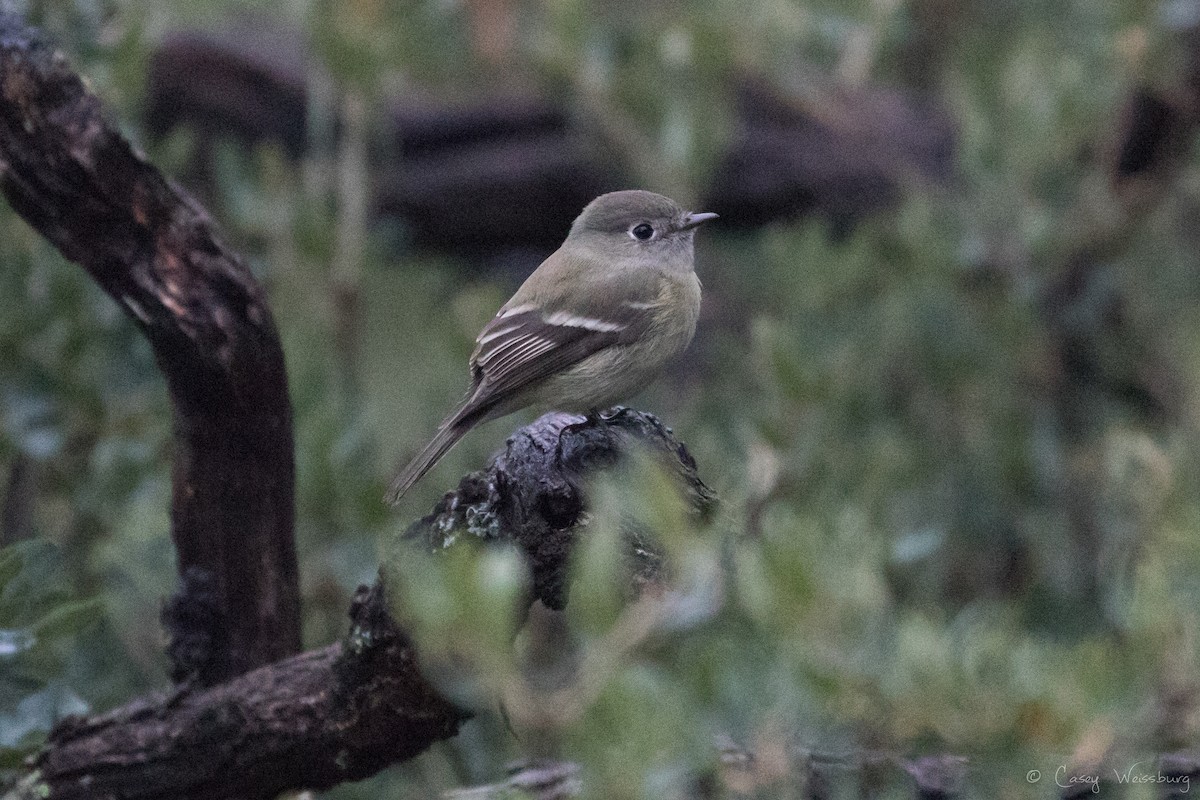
[8,1,1200,796]
[0,683,89,749]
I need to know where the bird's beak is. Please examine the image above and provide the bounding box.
[677,211,719,232]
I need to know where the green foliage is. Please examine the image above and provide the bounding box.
[0,541,100,774]
[5,0,1200,797]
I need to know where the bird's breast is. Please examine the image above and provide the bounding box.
[528,271,701,411]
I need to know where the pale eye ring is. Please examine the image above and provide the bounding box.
[629,222,655,241]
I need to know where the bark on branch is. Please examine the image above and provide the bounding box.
[405,409,718,611]
[0,13,299,683]
[29,585,467,800]
[19,411,710,800]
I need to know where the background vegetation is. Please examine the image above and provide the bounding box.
[3,0,1200,797]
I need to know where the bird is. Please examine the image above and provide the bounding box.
[386,189,717,504]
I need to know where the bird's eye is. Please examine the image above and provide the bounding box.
[630,223,655,241]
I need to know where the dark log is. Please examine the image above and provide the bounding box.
[142,28,955,253]
[32,584,467,800]
[146,24,621,256]
[0,14,300,683]
[405,408,717,611]
[146,26,309,156]
[702,79,955,234]
[373,122,620,255]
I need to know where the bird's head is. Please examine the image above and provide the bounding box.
[568,190,717,268]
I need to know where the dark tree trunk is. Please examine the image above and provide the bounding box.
[0,14,300,683]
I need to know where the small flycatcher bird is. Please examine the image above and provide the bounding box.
[385,189,717,504]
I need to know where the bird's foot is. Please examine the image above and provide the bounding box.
[597,405,632,423]
[556,408,611,462]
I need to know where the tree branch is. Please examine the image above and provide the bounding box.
[0,13,300,683]
[18,411,710,800]
[28,585,467,800]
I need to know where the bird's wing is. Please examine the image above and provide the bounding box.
[460,264,664,417]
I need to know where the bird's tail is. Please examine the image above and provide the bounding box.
[387,393,502,504]
[385,418,473,504]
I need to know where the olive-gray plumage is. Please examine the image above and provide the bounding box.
[386,190,716,503]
